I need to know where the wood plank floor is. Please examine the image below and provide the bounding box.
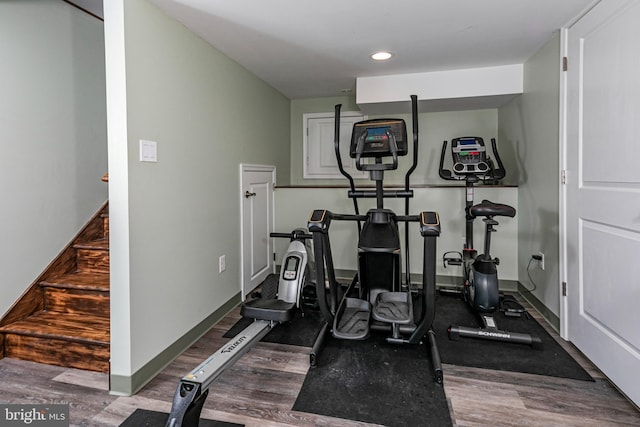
[0,297,638,427]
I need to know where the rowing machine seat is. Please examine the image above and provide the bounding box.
[241,299,295,322]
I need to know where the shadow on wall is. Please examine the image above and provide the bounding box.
[498,97,526,187]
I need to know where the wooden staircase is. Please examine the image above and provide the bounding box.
[0,202,110,372]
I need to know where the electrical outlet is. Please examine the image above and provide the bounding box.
[219,255,226,273]
[537,252,545,271]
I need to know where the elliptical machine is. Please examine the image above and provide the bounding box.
[438,136,542,349]
[308,95,444,383]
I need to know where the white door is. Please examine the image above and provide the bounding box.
[303,112,367,179]
[240,164,275,299]
[566,0,640,406]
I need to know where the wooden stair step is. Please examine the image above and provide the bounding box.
[40,271,109,292]
[1,311,109,372]
[44,286,109,317]
[40,271,110,319]
[0,311,109,343]
[0,200,111,372]
[74,238,108,251]
[74,238,109,273]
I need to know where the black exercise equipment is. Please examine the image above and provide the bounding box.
[308,95,444,384]
[439,136,542,349]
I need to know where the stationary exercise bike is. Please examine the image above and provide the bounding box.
[439,136,542,349]
[165,229,317,427]
[308,95,444,383]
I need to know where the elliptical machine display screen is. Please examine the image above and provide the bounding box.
[350,119,408,158]
[451,137,489,175]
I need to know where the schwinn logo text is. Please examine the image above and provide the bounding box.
[478,331,511,339]
[221,336,247,353]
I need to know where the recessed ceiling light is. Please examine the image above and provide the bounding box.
[371,51,393,61]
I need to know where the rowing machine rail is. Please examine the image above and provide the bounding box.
[165,319,275,427]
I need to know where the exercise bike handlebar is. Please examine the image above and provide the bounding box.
[438,141,459,181]
[488,138,506,181]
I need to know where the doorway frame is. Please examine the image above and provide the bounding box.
[239,163,276,300]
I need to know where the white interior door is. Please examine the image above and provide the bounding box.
[566,0,640,406]
[240,164,275,299]
[303,112,367,179]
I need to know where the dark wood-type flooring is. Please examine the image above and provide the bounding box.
[0,297,638,427]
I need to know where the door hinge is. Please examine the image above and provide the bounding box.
[562,281,567,296]
[561,169,567,185]
[562,56,568,72]
[273,252,276,261]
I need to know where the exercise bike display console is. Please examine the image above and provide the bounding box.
[439,136,542,350]
[451,136,489,174]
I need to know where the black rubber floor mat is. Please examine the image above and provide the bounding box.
[119,409,242,427]
[433,292,593,381]
[292,334,452,427]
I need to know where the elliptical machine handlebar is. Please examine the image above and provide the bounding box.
[353,128,399,171]
[333,104,358,192]
[333,96,419,199]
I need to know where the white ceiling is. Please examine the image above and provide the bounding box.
[133,1,596,99]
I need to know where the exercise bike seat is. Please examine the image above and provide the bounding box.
[469,200,516,219]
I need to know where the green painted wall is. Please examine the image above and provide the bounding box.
[499,31,561,316]
[106,0,290,393]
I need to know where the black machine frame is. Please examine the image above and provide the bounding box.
[308,95,444,384]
